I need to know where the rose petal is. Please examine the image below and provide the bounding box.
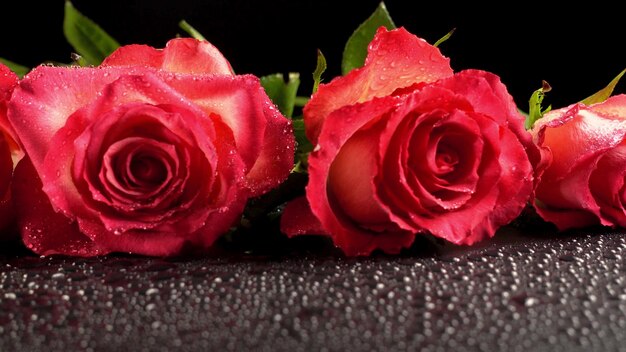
[375,85,478,232]
[590,144,626,226]
[12,157,108,256]
[166,74,294,196]
[8,65,163,174]
[531,204,599,230]
[98,137,178,205]
[0,64,17,102]
[406,111,483,209]
[102,37,234,75]
[280,196,327,237]
[535,150,613,230]
[590,94,626,118]
[437,69,546,186]
[535,104,626,183]
[307,96,415,256]
[303,27,453,145]
[0,63,19,152]
[328,125,394,230]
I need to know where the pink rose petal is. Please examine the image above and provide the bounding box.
[103,37,234,75]
[303,27,453,145]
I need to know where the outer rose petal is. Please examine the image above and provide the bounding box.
[280,196,327,237]
[589,144,626,227]
[12,157,107,256]
[0,64,18,238]
[535,156,608,229]
[328,126,394,229]
[303,27,453,144]
[102,38,234,75]
[166,74,294,196]
[0,63,19,152]
[307,96,415,256]
[590,94,626,117]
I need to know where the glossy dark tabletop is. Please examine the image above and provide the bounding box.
[1,219,625,352]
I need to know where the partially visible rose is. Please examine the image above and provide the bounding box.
[281,28,542,256]
[9,38,294,256]
[531,95,626,229]
[0,63,20,236]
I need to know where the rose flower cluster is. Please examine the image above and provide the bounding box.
[1,27,624,257]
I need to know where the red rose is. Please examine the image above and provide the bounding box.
[282,28,542,256]
[8,38,294,256]
[0,63,20,235]
[531,95,626,229]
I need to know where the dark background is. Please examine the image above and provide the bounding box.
[1,0,624,109]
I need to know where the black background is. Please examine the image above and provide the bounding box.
[1,0,624,109]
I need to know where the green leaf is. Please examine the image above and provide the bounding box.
[525,80,552,130]
[312,50,327,94]
[341,2,396,75]
[179,20,207,41]
[0,58,29,78]
[63,0,120,66]
[433,28,456,47]
[292,118,314,172]
[581,68,626,105]
[260,73,301,118]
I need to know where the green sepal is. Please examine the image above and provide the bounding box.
[312,50,327,94]
[525,80,552,130]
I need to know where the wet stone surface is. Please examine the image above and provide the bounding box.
[1,227,626,351]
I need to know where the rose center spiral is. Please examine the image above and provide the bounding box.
[129,154,168,186]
